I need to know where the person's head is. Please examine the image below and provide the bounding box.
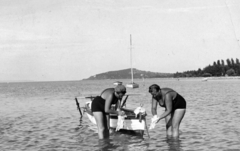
[149,84,161,97]
[114,85,126,99]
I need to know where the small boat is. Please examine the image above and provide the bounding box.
[77,94,148,136]
[113,81,123,86]
[126,34,139,89]
[126,82,139,89]
[85,101,146,131]
[202,77,208,81]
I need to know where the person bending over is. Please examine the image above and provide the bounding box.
[149,84,186,137]
[91,85,126,139]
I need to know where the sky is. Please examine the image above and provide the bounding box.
[1,0,240,81]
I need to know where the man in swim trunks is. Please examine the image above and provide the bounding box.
[149,84,186,137]
[91,85,126,139]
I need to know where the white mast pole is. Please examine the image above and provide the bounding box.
[130,34,133,83]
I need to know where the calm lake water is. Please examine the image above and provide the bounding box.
[0,78,240,151]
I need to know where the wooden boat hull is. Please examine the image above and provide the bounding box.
[85,101,146,131]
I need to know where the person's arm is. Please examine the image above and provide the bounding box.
[105,94,124,115]
[151,97,158,116]
[157,94,173,122]
[115,99,121,111]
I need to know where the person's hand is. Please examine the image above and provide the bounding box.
[152,115,158,120]
[152,115,161,123]
[149,115,159,130]
[151,115,159,123]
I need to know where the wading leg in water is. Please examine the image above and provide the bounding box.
[93,112,109,139]
[165,109,186,137]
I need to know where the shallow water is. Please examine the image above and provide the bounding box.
[0,78,240,151]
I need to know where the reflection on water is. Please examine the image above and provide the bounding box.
[165,137,183,151]
[0,79,240,150]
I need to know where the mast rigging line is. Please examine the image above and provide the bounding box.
[224,0,240,49]
[130,34,134,83]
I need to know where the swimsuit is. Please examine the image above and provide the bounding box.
[157,90,186,111]
[91,90,117,114]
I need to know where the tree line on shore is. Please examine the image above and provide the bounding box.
[174,58,240,77]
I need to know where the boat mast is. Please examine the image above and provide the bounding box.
[130,34,134,83]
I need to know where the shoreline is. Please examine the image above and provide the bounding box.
[1,76,240,84]
[176,76,240,81]
[204,76,240,80]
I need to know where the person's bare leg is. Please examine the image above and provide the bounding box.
[93,112,109,139]
[104,114,110,137]
[171,109,186,138]
[106,114,110,129]
[165,114,173,136]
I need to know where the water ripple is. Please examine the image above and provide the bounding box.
[1,79,240,150]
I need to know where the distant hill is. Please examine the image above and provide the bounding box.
[85,68,173,80]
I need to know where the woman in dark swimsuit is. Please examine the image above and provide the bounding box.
[91,85,126,139]
[149,84,186,137]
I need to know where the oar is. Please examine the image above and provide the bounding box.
[75,97,83,119]
[78,96,96,100]
[144,116,150,138]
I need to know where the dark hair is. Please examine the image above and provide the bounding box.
[116,91,126,95]
[149,84,161,93]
